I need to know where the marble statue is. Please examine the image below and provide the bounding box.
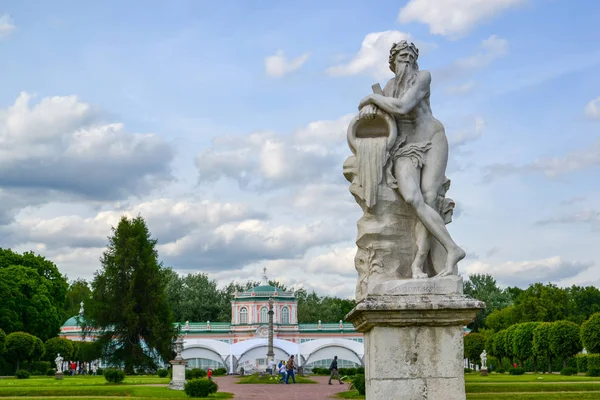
[344,40,466,300]
[55,353,63,372]
[79,301,84,315]
[480,350,487,370]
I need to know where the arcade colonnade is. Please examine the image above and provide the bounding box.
[181,337,365,374]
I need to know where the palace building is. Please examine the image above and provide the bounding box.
[60,270,366,373]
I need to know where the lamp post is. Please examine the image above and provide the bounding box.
[267,298,274,364]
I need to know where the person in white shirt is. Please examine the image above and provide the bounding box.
[268,359,276,375]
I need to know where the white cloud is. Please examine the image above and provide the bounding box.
[446,81,477,95]
[458,35,508,69]
[326,31,414,79]
[264,50,310,78]
[585,97,600,119]
[0,92,174,205]
[0,14,15,38]
[449,116,485,149]
[195,114,354,189]
[463,256,593,287]
[398,0,528,38]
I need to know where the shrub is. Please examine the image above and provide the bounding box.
[346,367,357,376]
[184,378,218,398]
[338,368,347,376]
[588,354,600,370]
[495,369,505,374]
[213,367,227,376]
[97,367,104,375]
[30,361,51,375]
[104,368,125,383]
[185,368,207,380]
[356,366,365,375]
[15,369,30,379]
[581,313,600,354]
[157,369,168,378]
[560,367,577,376]
[351,374,365,396]
[509,367,525,375]
[588,368,600,377]
[464,368,473,373]
[577,354,589,373]
[46,368,56,376]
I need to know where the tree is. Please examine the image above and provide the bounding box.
[504,324,520,365]
[44,337,74,362]
[28,337,45,366]
[0,249,68,315]
[463,274,513,331]
[533,323,553,373]
[0,265,63,341]
[549,320,582,369]
[0,328,6,355]
[485,306,516,332]
[512,283,569,323]
[64,279,92,321]
[513,322,540,370]
[567,286,600,325]
[490,329,507,364]
[581,313,600,354]
[85,215,176,373]
[5,332,35,370]
[179,273,221,322]
[464,333,486,365]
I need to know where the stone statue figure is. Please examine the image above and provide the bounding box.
[55,353,63,372]
[79,301,84,315]
[480,350,487,369]
[344,41,466,300]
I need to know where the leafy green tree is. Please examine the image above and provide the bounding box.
[512,283,569,323]
[504,324,520,365]
[490,329,507,364]
[78,341,102,362]
[179,273,221,322]
[513,322,540,370]
[44,337,74,362]
[463,274,513,331]
[0,265,63,341]
[28,337,45,366]
[464,333,486,365]
[0,249,68,315]
[64,279,92,321]
[533,322,553,372]
[549,320,582,369]
[581,313,600,354]
[485,306,516,332]
[5,332,35,370]
[567,286,600,325]
[85,215,176,373]
[0,328,6,355]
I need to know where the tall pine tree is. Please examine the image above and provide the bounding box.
[85,216,175,373]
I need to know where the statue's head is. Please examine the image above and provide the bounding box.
[389,40,419,74]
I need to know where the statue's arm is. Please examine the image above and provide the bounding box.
[359,71,431,116]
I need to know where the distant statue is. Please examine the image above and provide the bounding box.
[344,41,466,299]
[79,301,84,315]
[480,350,487,370]
[55,353,63,372]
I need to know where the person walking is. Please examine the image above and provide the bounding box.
[277,362,287,383]
[285,355,296,384]
[328,356,343,385]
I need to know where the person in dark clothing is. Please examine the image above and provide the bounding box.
[328,356,343,385]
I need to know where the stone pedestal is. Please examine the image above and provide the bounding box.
[480,368,488,376]
[346,278,484,400]
[55,371,63,380]
[168,359,187,390]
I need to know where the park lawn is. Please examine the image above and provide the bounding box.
[0,376,232,399]
[236,373,317,384]
[465,373,600,383]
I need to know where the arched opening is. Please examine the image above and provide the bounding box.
[260,307,268,323]
[281,306,289,324]
[239,307,248,324]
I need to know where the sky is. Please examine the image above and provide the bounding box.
[0,0,599,298]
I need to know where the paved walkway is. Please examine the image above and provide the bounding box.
[214,375,350,400]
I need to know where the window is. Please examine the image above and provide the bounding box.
[240,307,248,324]
[260,307,268,323]
[281,306,290,324]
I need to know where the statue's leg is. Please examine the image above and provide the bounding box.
[394,157,465,277]
[421,130,466,277]
[410,221,430,279]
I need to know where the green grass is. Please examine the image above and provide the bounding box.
[236,373,317,384]
[0,375,232,399]
[335,373,600,400]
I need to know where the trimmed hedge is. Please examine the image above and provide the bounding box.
[103,368,125,384]
[157,369,168,378]
[351,374,365,396]
[185,368,207,380]
[212,367,227,376]
[184,378,218,398]
[15,369,30,379]
[46,368,56,376]
[560,367,577,376]
[588,368,600,377]
[509,367,525,375]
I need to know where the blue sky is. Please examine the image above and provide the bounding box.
[0,0,599,297]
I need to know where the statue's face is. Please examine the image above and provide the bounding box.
[394,50,417,74]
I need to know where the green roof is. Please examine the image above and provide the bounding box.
[62,316,81,328]
[253,285,278,292]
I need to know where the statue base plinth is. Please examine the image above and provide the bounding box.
[168,359,187,391]
[346,287,484,400]
[480,368,488,376]
[55,371,63,380]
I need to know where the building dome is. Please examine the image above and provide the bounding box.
[62,316,81,328]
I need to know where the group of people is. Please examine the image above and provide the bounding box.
[267,355,345,385]
[66,361,97,375]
